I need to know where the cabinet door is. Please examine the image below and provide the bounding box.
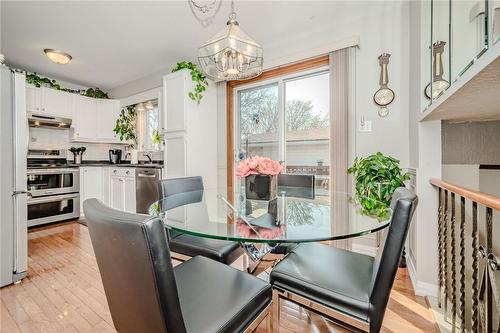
[109,175,124,211]
[164,73,186,132]
[123,177,136,213]
[26,86,42,113]
[81,167,103,202]
[75,96,97,139]
[42,87,73,118]
[165,136,186,178]
[97,99,120,141]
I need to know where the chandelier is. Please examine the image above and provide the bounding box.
[197,0,263,82]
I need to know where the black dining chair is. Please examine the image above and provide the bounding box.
[269,187,418,333]
[158,176,243,265]
[83,199,272,333]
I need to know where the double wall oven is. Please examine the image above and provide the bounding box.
[27,149,80,227]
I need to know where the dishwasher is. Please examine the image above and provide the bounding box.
[135,168,161,214]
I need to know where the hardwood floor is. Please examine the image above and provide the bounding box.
[1,222,438,333]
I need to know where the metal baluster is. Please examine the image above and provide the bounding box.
[485,207,492,333]
[438,188,444,308]
[451,192,457,333]
[459,196,466,332]
[444,190,449,320]
[471,201,479,332]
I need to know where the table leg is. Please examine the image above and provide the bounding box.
[240,243,272,274]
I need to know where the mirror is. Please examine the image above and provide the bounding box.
[429,0,451,101]
[421,0,433,111]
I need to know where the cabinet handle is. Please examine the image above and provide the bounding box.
[126,171,130,175]
[113,170,117,173]
[42,108,45,111]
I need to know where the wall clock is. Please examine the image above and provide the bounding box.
[373,53,395,117]
[425,41,449,99]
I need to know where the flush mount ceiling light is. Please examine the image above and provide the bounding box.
[198,0,263,82]
[44,49,72,65]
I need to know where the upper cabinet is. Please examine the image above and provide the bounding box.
[26,86,72,118]
[420,0,500,122]
[26,84,123,143]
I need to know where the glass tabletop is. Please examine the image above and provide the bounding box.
[148,186,391,244]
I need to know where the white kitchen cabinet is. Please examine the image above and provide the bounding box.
[80,166,109,215]
[109,168,136,213]
[74,95,98,140]
[97,99,120,141]
[25,85,72,118]
[162,69,217,190]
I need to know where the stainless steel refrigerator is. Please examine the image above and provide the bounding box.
[0,65,28,287]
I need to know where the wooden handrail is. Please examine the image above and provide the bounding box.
[430,178,500,211]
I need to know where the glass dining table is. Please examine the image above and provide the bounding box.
[149,185,391,271]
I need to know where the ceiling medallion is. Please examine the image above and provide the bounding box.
[197,0,263,82]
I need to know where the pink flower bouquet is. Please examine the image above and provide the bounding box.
[236,156,284,178]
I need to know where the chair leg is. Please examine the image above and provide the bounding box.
[266,311,272,333]
[271,289,280,331]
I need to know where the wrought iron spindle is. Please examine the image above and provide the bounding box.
[444,190,449,319]
[438,188,444,308]
[459,196,466,332]
[471,201,479,332]
[485,207,493,333]
[451,192,457,333]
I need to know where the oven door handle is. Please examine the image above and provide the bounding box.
[12,190,32,198]
[28,193,79,204]
[27,169,79,175]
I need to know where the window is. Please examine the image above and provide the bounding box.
[236,70,330,195]
[136,99,160,151]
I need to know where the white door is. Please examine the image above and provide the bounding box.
[109,175,124,210]
[26,86,42,113]
[81,167,103,202]
[164,73,186,132]
[42,87,73,118]
[75,96,97,139]
[165,136,186,178]
[123,177,136,213]
[97,99,120,141]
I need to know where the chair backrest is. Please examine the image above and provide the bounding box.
[158,176,204,198]
[369,187,418,332]
[278,174,315,188]
[83,199,186,333]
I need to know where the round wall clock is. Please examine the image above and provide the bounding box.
[373,53,395,117]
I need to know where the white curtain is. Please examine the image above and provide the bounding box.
[330,47,355,249]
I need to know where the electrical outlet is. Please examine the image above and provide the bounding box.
[359,118,372,132]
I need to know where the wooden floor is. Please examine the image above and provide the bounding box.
[1,221,438,333]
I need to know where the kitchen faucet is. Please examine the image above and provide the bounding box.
[143,152,153,163]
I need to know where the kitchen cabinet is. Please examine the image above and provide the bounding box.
[73,95,121,143]
[80,166,109,215]
[162,69,217,190]
[109,168,136,213]
[26,85,72,118]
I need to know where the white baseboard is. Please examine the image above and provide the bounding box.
[407,255,439,297]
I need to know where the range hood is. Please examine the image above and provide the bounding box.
[28,113,72,129]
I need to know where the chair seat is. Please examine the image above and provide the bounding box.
[170,233,243,265]
[175,256,271,333]
[270,242,374,321]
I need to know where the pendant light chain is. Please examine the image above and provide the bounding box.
[229,0,236,21]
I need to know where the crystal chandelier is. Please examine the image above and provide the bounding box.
[198,0,263,81]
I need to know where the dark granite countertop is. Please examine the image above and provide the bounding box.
[69,160,164,169]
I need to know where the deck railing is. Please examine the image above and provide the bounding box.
[431,178,499,332]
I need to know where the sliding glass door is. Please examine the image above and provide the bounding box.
[236,70,330,196]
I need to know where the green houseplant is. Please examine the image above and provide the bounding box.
[347,152,410,220]
[26,73,109,99]
[171,61,208,104]
[113,105,137,147]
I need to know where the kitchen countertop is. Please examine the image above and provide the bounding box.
[69,160,164,169]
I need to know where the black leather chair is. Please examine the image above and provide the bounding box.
[158,177,243,265]
[83,199,272,333]
[269,187,418,333]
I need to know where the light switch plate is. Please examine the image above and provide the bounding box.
[359,119,372,132]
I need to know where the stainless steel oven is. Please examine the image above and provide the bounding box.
[27,193,80,227]
[27,168,79,197]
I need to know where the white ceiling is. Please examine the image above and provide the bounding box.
[1,1,384,90]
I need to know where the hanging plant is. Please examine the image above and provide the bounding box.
[171,61,208,104]
[151,129,162,146]
[347,152,410,220]
[113,105,137,147]
[26,73,109,99]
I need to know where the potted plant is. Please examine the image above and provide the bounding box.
[347,152,409,220]
[236,156,284,201]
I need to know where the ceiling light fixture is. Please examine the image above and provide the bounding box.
[198,0,263,82]
[44,49,72,65]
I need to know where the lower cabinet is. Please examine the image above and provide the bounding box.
[109,168,136,213]
[80,166,136,215]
